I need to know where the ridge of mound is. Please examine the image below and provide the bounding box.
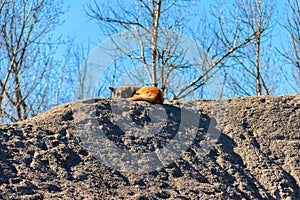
[0,94,299,199]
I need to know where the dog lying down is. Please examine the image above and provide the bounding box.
[109,86,164,104]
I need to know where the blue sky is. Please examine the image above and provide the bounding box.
[56,1,100,48]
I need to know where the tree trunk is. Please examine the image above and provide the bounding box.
[255,0,262,96]
[151,0,162,87]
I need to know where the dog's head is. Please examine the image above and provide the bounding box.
[109,86,139,98]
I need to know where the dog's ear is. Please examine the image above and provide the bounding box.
[109,87,115,92]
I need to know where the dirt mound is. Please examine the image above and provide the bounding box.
[0,94,299,199]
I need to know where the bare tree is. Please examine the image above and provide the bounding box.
[171,0,270,99]
[87,0,195,94]
[73,40,93,100]
[211,0,275,97]
[278,0,300,92]
[0,0,64,122]
[87,0,263,100]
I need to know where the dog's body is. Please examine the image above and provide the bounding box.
[109,86,164,104]
[129,86,164,104]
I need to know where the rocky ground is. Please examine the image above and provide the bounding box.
[0,94,299,199]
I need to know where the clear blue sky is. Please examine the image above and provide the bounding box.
[55,1,99,46]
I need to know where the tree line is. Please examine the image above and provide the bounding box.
[1,0,299,123]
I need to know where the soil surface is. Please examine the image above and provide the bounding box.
[0,94,299,199]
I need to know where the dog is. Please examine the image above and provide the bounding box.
[128,86,164,104]
[109,86,164,104]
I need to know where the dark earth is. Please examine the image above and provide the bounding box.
[0,94,299,199]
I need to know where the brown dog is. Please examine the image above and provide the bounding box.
[128,86,164,104]
[109,86,164,104]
